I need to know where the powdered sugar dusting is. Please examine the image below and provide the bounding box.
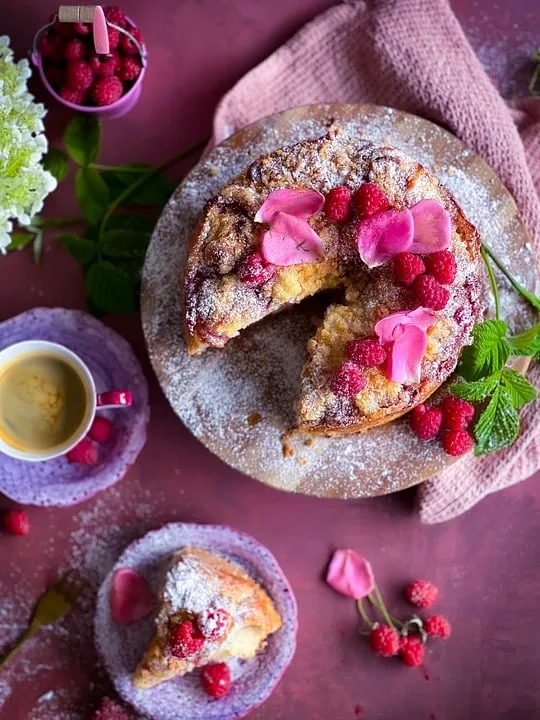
[142,104,537,499]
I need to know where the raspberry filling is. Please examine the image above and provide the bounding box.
[169,619,205,659]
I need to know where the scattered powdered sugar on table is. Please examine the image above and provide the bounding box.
[142,105,537,499]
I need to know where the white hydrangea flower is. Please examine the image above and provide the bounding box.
[0,36,56,251]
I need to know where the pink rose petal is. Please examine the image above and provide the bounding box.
[261,211,324,266]
[374,307,438,344]
[387,324,428,384]
[255,188,324,224]
[356,209,414,268]
[110,568,155,625]
[326,549,375,599]
[409,199,451,254]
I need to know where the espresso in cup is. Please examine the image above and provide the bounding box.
[0,351,89,453]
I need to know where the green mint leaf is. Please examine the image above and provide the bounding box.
[57,233,97,264]
[102,167,172,208]
[100,229,150,259]
[474,386,519,455]
[75,167,110,224]
[450,375,500,402]
[458,319,510,380]
[43,148,69,182]
[6,232,32,251]
[507,323,540,357]
[500,369,537,409]
[64,114,101,166]
[86,261,135,313]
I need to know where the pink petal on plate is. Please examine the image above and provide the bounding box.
[409,199,451,254]
[356,208,414,268]
[374,307,438,345]
[387,324,428,384]
[326,549,375,599]
[261,212,324,266]
[255,188,324,224]
[110,568,155,624]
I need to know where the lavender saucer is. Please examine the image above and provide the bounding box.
[0,308,149,506]
[94,523,297,720]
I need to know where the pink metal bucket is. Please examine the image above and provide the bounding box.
[32,11,147,119]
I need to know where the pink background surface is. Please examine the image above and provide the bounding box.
[1,1,539,718]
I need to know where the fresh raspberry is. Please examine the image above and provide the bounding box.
[118,56,142,82]
[346,336,387,368]
[412,274,450,310]
[92,76,123,106]
[120,26,144,55]
[66,60,94,92]
[74,22,90,36]
[399,635,425,667]
[393,252,425,286]
[38,34,64,61]
[59,86,84,105]
[4,510,30,536]
[198,608,230,640]
[88,52,120,77]
[45,64,65,89]
[330,362,367,397]
[410,404,442,441]
[51,20,76,40]
[107,26,121,51]
[236,252,275,287]
[92,697,133,720]
[324,186,352,222]
[104,6,128,27]
[404,579,439,609]
[201,663,231,699]
[88,55,101,74]
[64,38,86,61]
[88,417,114,443]
[441,395,475,430]
[353,183,390,219]
[169,620,205,658]
[66,438,98,464]
[441,428,473,456]
[424,615,452,639]
[425,250,457,285]
[369,625,400,657]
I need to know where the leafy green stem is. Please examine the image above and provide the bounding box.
[481,243,540,311]
[34,216,85,230]
[481,246,500,320]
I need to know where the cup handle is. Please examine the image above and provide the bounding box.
[96,390,133,409]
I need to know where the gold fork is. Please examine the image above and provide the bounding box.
[0,570,83,669]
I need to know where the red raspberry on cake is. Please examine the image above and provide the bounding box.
[201,662,231,698]
[330,362,367,397]
[93,76,123,106]
[198,608,230,640]
[424,615,452,639]
[324,186,352,222]
[425,250,457,285]
[66,60,94,92]
[404,579,439,608]
[441,428,473,456]
[237,252,275,287]
[118,56,142,82]
[346,336,387,368]
[169,620,205,658]
[441,395,475,430]
[120,26,144,55]
[369,625,399,657]
[353,183,390,219]
[410,404,442,441]
[4,509,30,536]
[393,252,425,286]
[412,274,450,310]
[399,635,425,667]
[64,38,86,61]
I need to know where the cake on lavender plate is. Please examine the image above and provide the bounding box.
[183,129,484,436]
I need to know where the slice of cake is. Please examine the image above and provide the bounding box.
[132,547,282,689]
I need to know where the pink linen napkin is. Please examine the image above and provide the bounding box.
[210,0,540,522]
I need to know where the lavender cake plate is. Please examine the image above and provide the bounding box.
[94,523,297,720]
[0,308,149,506]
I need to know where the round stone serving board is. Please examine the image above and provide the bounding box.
[141,104,536,499]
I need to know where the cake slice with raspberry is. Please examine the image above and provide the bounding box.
[183,130,485,434]
[132,547,282,689]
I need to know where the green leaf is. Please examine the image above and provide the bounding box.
[104,215,154,233]
[6,232,32,251]
[43,148,69,182]
[100,229,150,259]
[64,114,101,166]
[450,375,500,402]
[57,233,97,264]
[102,167,173,208]
[474,387,520,455]
[33,231,43,265]
[458,320,510,381]
[500,369,537,409]
[507,323,540,357]
[86,261,135,313]
[75,167,110,224]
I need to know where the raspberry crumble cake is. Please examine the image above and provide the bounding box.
[184,130,484,435]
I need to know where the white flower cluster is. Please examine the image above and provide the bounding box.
[0,36,56,251]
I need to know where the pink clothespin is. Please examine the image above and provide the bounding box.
[58,5,110,54]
